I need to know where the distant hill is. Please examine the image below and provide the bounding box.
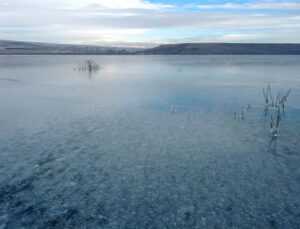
[0,40,142,55]
[141,43,300,55]
[1,41,300,55]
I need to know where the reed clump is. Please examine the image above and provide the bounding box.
[263,84,291,111]
[77,60,100,73]
[234,104,251,121]
[263,84,291,137]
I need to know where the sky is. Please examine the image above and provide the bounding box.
[1,0,300,47]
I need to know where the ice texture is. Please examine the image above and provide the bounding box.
[0,55,300,228]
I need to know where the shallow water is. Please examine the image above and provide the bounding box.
[0,55,300,228]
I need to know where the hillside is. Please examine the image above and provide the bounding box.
[1,41,300,55]
[0,40,140,55]
[141,43,300,55]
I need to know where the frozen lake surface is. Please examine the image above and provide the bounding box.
[0,55,300,228]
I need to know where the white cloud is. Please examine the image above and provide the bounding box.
[1,0,300,46]
[191,2,300,10]
[86,0,173,10]
[2,0,173,10]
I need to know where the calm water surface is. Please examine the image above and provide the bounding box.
[0,55,300,228]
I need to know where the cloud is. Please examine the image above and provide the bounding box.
[1,0,173,10]
[190,1,300,10]
[1,0,300,46]
[86,0,173,10]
